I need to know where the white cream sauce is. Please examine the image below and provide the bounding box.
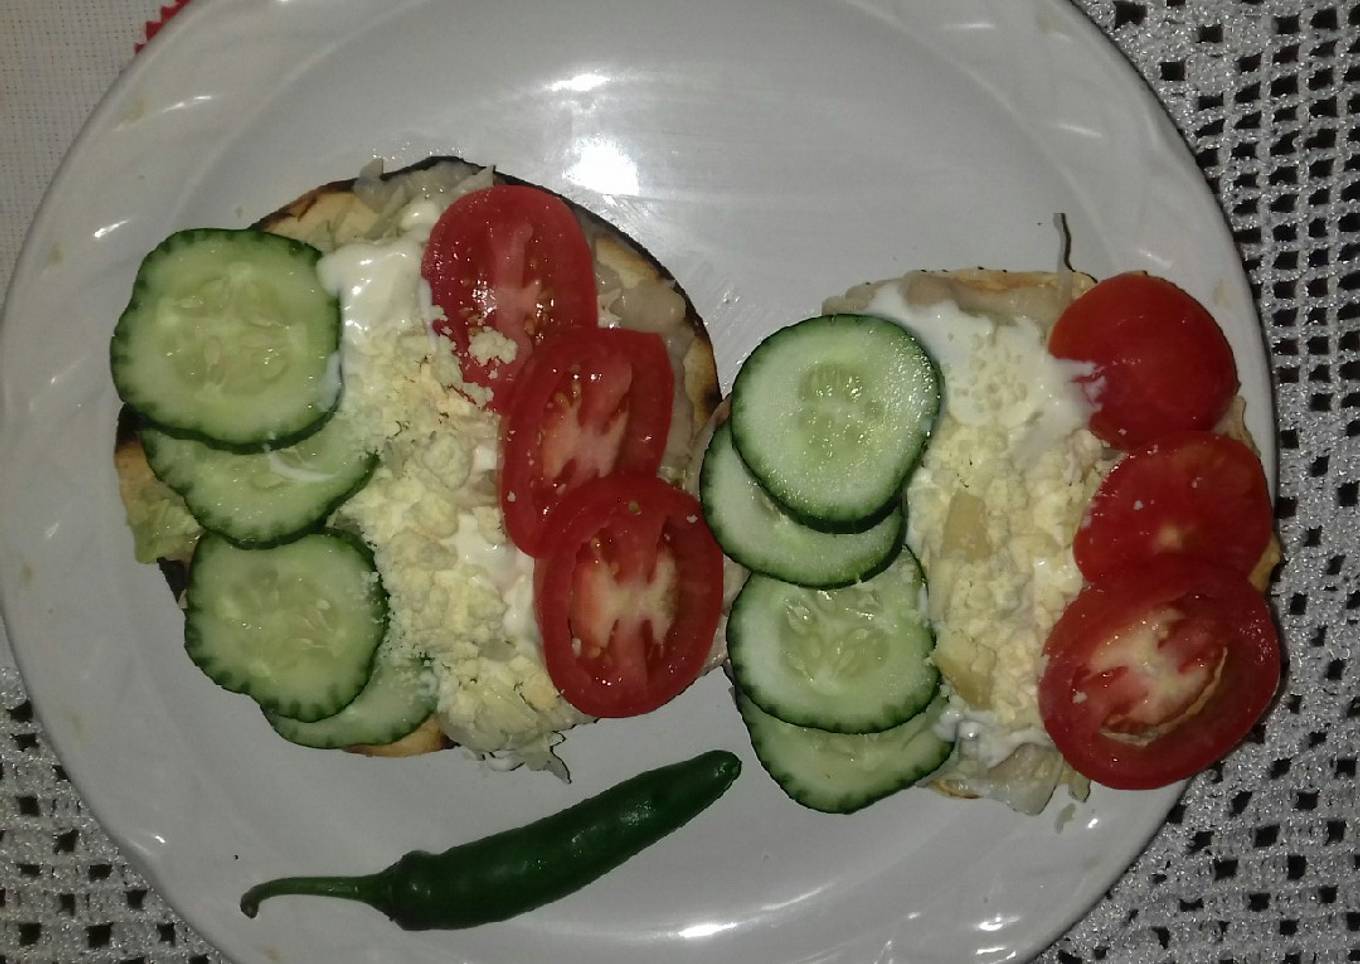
[864,283,1093,463]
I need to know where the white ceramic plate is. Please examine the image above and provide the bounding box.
[0,1,1272,961]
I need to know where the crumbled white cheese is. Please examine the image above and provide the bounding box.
[904,329,1114,735]
[468,328,519,366]
[320,196,587,766]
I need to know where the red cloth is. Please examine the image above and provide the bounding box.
[135,0,192,52]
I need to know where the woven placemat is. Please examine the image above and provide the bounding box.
[2,1,1357,961]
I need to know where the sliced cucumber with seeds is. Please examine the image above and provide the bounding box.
[112,229,341,451]
[730,314,939,528]
[699,423,903,588]
[185,530,386,722]
[141,418,377,549]
[267,648,434,749]
[729,549,938,734]
[738,692,953,814]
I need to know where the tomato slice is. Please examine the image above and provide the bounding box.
[536,475,723,718]
[422,185,598,411]
[1075,431,1272,583]
[1049,273,1238,450]
[501,329,674,556]
[1038,557,1280,790]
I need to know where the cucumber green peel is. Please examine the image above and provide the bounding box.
[111,228,341,451]
[699,422,904,588]
[728,549,938,734]
[729,313,940,528]
[141,419,377,549]
[184,530,387,722]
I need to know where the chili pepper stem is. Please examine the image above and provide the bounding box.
[240,872,387,919]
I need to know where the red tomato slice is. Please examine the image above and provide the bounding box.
[535,474,723,718]
[422,185,598,411]
[1049,273,1238,450]
[501,328,674,556]
[1038,557,1280,790]
[1075,431,1272,583]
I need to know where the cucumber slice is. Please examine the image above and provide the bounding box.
[728,550,938,734]
[112,229,341,450]
[141,418,377,549]
[738,693,953,814]
[730,314,939,527]
[267,649,434,748]
[699,423,903,588]
[185,530,387,722]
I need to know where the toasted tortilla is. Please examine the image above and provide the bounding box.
[114,156,721,756]
[825,268,1281,812]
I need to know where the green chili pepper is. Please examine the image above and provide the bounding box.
[240,749,741,929]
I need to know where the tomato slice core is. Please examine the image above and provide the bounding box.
[1039,557,1280,790]
[1049,273,1238,450]
[422,185,598,411]
[501,329,674,556]
[536,475,723,718]
[1078,603,1221,734]
[1075,431,1273,583]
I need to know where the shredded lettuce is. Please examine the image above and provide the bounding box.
[124,476,201,564]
